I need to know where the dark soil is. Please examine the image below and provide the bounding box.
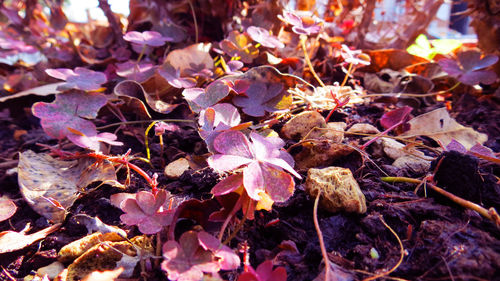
[0,92,499,281]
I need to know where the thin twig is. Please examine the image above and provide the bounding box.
[381,176,500,227]
[187,0,199,43]
[363,215,405,281]
[313,191,331,281]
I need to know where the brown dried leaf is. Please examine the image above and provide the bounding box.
[18,150,120,223]
[0,223,60,254]
[400,107,488,149]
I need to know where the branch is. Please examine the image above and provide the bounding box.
[98,0,127,47]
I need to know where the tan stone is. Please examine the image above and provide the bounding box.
[305,167,366,213]
[293,141,354,170]
[58,232,124,263]
[164,157,190,179]
[281,111,326,140]
[308,122,346,142]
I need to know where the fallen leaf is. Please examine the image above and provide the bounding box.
[165,43,214,77]
[0,82,64,103]
[400,107,488,149]
[0,223,60,254]
[18,150,120,222]
[0,196,17,222]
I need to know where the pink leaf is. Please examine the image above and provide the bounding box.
[380,106,413,130]
[213,130,255,158]
[211,174,243,196]
[45,67,107,91]
[123,31,170,47]
[32,91,107,140]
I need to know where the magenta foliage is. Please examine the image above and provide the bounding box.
[32,91,122,151]
[446,139,497,159]
[246,26,284,49]
[45,67,107,91]
[438,50,498,85]
[199,103,241,151]
[379,106,412,130]
[123,31,171,47]
[158,62,197,89]
[162,230,240,281]
[115,60,156,83]
[119,189,173,234]
[278,10,322,35]
[183,80,232,112]
[208,131,300,202]
[237,260,287,281]
[340,44,370,66]
[232,81,284,117]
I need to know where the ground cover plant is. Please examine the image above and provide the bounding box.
[0,0,499,280]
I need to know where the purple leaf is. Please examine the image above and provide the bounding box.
[246,26,284,49]
[120,189,173,234]
[446,139,467,154]
[211,174,243,196]
[438,50,498,85]
[199,103,241,151]
[220,30,259,63]
[123,31,170,47]
[340,44,370,66]
[45,67,107,91]
[69,131,123,152]
[380,106,413,130]
[116,61,156,83]
[155,122,181,135]
[278,10,322,35]
[162,231,219,281]
[208,131,300,202]
[158,62,197,89]
[232,82,284,117]
[32,91,107,140]
[197,231,240,270]
[183,80,231,112]
[226,60,244,74]
[237,260,287,281]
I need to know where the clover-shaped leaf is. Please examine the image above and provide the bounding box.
[380,106,412,130]
[232,81,284,117]
[237,260,287,281]
[123,31,171,47]
[158,62,197,89]
[45,67,107,91]
[278,10,322,35]
[438,50,498,85]
[116,61,156,83]
[340,44,370,66]
[183,80,231,112]
[199,103,241,151]
[197,231,240,270]
[119,190,173,234]
[246,26,284,49]
[32,91,107,139]
[220,30,259,63]
[208,131,300,202]
[162,231,220,281]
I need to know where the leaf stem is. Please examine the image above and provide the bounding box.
[187,0,199,43]
[313,191,331,281]
[340,63,353,87]
[301,35,326,87]
[381,176,500,227]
